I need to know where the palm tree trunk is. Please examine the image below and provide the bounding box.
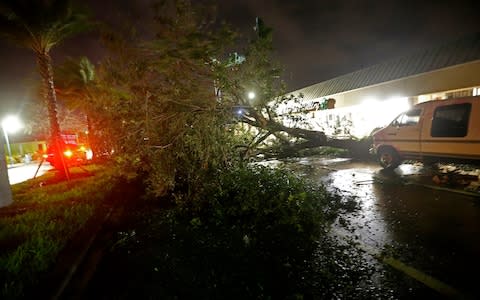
[36,50,70,180]
[0,135,13,207]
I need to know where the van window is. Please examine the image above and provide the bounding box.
[392,109,421,126]
[431,103,471,137]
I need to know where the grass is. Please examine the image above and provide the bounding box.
[0,164,117,299]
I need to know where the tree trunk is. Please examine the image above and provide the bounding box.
[326,138,372,158]
[0,135,13,207]
[243,113,327,145]
[36,50,70,179]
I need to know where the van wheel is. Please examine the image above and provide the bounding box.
[378,148,400,170]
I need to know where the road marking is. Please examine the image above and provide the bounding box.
[319,162,476,297]
[406,182,480,198]
[331,228,469,299]
[381,256,465,299]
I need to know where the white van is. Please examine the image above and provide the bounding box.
[371,96,480,169]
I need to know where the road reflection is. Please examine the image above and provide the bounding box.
[7,162,52,184]
[278,157,480,297]
[325,167,392,249]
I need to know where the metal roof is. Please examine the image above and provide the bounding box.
[290,33,480,100]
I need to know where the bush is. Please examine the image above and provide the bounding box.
[91,163,400,299]
[124,165,348,299]
[174,165,338,255]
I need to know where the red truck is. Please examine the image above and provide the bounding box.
[44,133,92,169]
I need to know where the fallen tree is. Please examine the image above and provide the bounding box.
[218,19,331,159]
[219,19,377,160]
[326,137,373,159]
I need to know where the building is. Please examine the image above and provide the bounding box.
[284,33,480,138]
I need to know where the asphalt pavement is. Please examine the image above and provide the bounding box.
[270,156,480,299]
[7,161,53,184]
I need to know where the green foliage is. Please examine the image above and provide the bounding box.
[216,18,319,155]
[96,0,239,196]
[0,0,91,52]
[0,0,92,177]
[156,165,343,297]
[52,56,107,152]
[174,164,337,233]
[101,165,385,299]
[54,56,96,114]
[217,18,285,111]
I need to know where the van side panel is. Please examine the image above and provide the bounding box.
[420,97,480,160]
[375,124,422,156]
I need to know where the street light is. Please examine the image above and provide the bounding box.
[1,116,23,166]
[248,91,256,100]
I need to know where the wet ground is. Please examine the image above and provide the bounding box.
[64,157,480,299]
[272,156,480,299]
[7,161,52,184]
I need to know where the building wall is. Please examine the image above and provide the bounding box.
[3,141,46,160]
[279,60,480,138]
[328,60,480,108]
[294,60,480,138]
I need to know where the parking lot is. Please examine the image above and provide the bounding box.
[272,156,480,298]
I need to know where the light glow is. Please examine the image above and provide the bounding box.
[2,115,23,166]
[309,96,412,138]
[355,96,410,136]
[473,87,480,96]
[1,115,23,134]
[362,97,378,106]
[387,96,410,113]
[248,91,255,100]
[63,150,73,158]
[86,149,93,160]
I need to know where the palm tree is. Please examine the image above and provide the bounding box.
[0,0,90,178]
[55,56,97,154]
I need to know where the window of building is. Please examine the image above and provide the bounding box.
[445,89,472,99]
[392,109,421,126]
[473,87,480,96]
[431,103,471,137]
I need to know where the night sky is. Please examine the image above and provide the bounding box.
[1,0,479,114]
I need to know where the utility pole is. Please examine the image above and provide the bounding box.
[0,133,13,207]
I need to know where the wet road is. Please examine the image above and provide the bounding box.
[272,157,480,299]
[7,162,52,184]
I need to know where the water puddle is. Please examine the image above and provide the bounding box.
[323,168,393,250]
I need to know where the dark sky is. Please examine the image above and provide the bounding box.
[218,0,480,89]
[1,0,479,114]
